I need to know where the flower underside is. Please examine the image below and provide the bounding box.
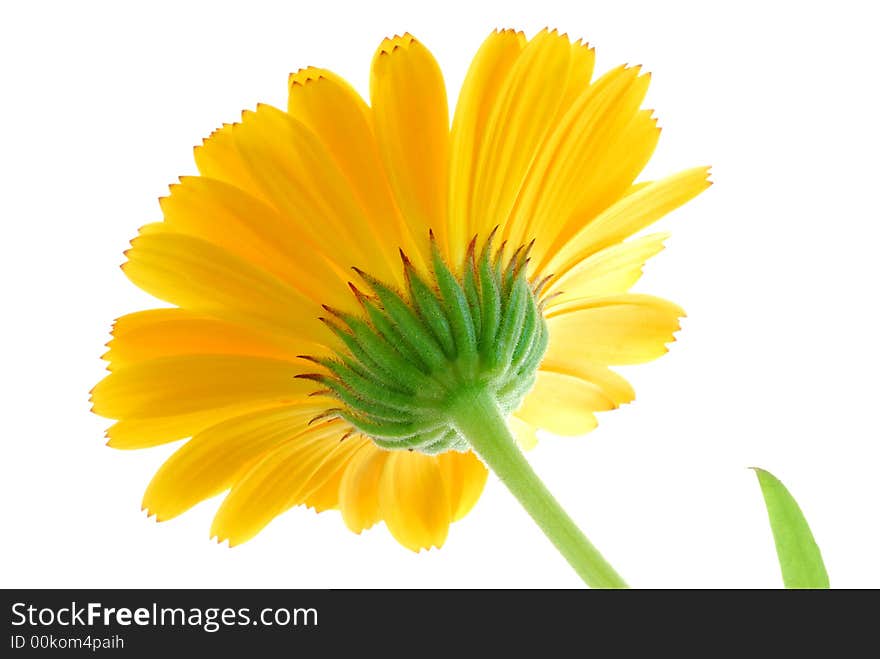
[87,28,712,564]
[301,231,549,455]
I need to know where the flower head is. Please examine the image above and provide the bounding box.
[91,28,710,553]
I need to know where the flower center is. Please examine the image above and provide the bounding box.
[300,232,549,455]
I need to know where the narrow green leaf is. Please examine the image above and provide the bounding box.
[752,468,830,589]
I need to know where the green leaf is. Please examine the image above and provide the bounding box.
[752,468,830,589]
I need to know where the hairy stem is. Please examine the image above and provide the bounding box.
[450,387,628,588]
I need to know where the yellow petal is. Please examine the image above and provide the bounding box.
[143,404,329,520]
[437,450,488,521]
[545,233,670,307]
[210,420,348,546]
[371,33,449,264]
[568,108,661,232]
[232,104,399,283]
[90,355,314,420]
[160,176,356,311]
[509,415,539,450]
[516,370,615,436]
[378,451,450,551]
[103,308,303,371]
[300,436,372,513]
[122,230,327,346]
[545,294,684,365]
[287,67,421,280]
[624,180,654,197]
[508,65,656,260]
[546,167,712,278]
[338,444,389,533]
[104,405,287,449]
[193,123,266,203]
[557,38,596,119]
[447,29,525,266]
[539,359,635,407]
[470,28,574,246]
[99,310,328,449]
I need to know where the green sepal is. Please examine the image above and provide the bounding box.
[401,252,456,358]
[478,236,502,363]
[462,239,482,344]
[510,293,539,370]
[325,306,445,397]
[514,319,548,381]
[352,268,448,374]
[356,291,433,374]
[311,357,438,414]
[491,271,529,374]
[339,409,446,445]
[319,316,414,394]
[312,374,423,423]
[431,236,477,363]
[309,232,549,454]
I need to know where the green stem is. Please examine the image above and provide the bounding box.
[450,387,629,588]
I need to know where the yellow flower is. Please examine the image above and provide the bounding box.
[91,28,709,554]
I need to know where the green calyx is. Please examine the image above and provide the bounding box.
[301,231,549,455]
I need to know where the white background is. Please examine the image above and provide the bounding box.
[2,0,878,588]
